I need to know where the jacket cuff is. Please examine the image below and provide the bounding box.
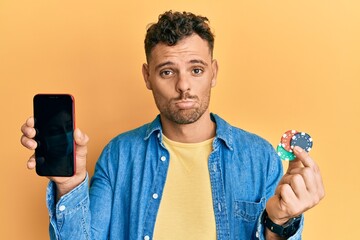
[256,210,304,239]
[46,173,89,219]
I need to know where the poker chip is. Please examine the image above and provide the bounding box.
[280,130,298,152]
[276,130,314,161]
[276,144,296,161]
[290,132,313,152]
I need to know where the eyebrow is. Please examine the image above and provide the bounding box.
[154,59,208,71]
[155,61,175,71]
[189,59,208,66]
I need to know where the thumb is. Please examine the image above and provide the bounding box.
[74,128,89,159]
[74,128,89,146]
[286,147,305,173]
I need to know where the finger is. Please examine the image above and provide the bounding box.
[20,134,37,150]
[21,117,36,138]
[286,158,304,174]
[26,116,35,127]
[74,128,89,146]
[278,174,307,198]
[27,154,36,170]
[292,146,325,198]
[277,184,298,212]
[315,166,326,200]
[288,167,317,193]
[292,146,317,169]
[291,146,322,190]
[74,128,89,158]
[289,174,308,199]
[290,162,326,202]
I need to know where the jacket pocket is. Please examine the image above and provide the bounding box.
[234,197,265,222]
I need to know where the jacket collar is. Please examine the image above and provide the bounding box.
[144,113,233,150]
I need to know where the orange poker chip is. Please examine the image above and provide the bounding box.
[280,130,298,152]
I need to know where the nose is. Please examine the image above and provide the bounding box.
[175,71,190,93]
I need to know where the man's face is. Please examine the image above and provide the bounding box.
[142,34,218,124]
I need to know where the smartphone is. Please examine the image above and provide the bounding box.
[33,94,75,176]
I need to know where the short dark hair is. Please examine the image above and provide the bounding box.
[144,11,215,62]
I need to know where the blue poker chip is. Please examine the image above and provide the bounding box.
[290,132,313,152]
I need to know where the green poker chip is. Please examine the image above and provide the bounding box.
[276,144,296,161]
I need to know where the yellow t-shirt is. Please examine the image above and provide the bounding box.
[153,135,216,240]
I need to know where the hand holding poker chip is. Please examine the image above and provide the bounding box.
[277,130,313,161]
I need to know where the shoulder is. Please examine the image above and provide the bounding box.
[212,113,274,151]
[104,115,162,151]
[107,123,150,148]
[234,127,272,149]
[95,120,157,171]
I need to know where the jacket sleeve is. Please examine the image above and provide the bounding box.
[256,211,304,240]
[47,145,114,240]
[47,175,91,240]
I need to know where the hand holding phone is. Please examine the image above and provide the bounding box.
[20,94,89,198]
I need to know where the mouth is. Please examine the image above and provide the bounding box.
[174,100,196,110]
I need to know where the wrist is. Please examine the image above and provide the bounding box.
[262,209,301,238]
[55,171,87,201]
[265,209,290,225]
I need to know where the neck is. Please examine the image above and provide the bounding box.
[160,110,216,143]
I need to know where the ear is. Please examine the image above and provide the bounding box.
[142,63,152,90]
[211,59,218,88]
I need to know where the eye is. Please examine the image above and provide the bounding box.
[192,68,204,75]
[160,70,174,78]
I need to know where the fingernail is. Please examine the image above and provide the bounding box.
[294,146,303,153]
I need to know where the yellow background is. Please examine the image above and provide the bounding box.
[1,0,359,239]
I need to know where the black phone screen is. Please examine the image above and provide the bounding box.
[33,94,75,176]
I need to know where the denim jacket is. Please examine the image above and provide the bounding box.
[47,114,303,240]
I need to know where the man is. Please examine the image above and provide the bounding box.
[21,11,324,239]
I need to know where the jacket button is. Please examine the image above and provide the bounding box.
[144,235,150,240]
